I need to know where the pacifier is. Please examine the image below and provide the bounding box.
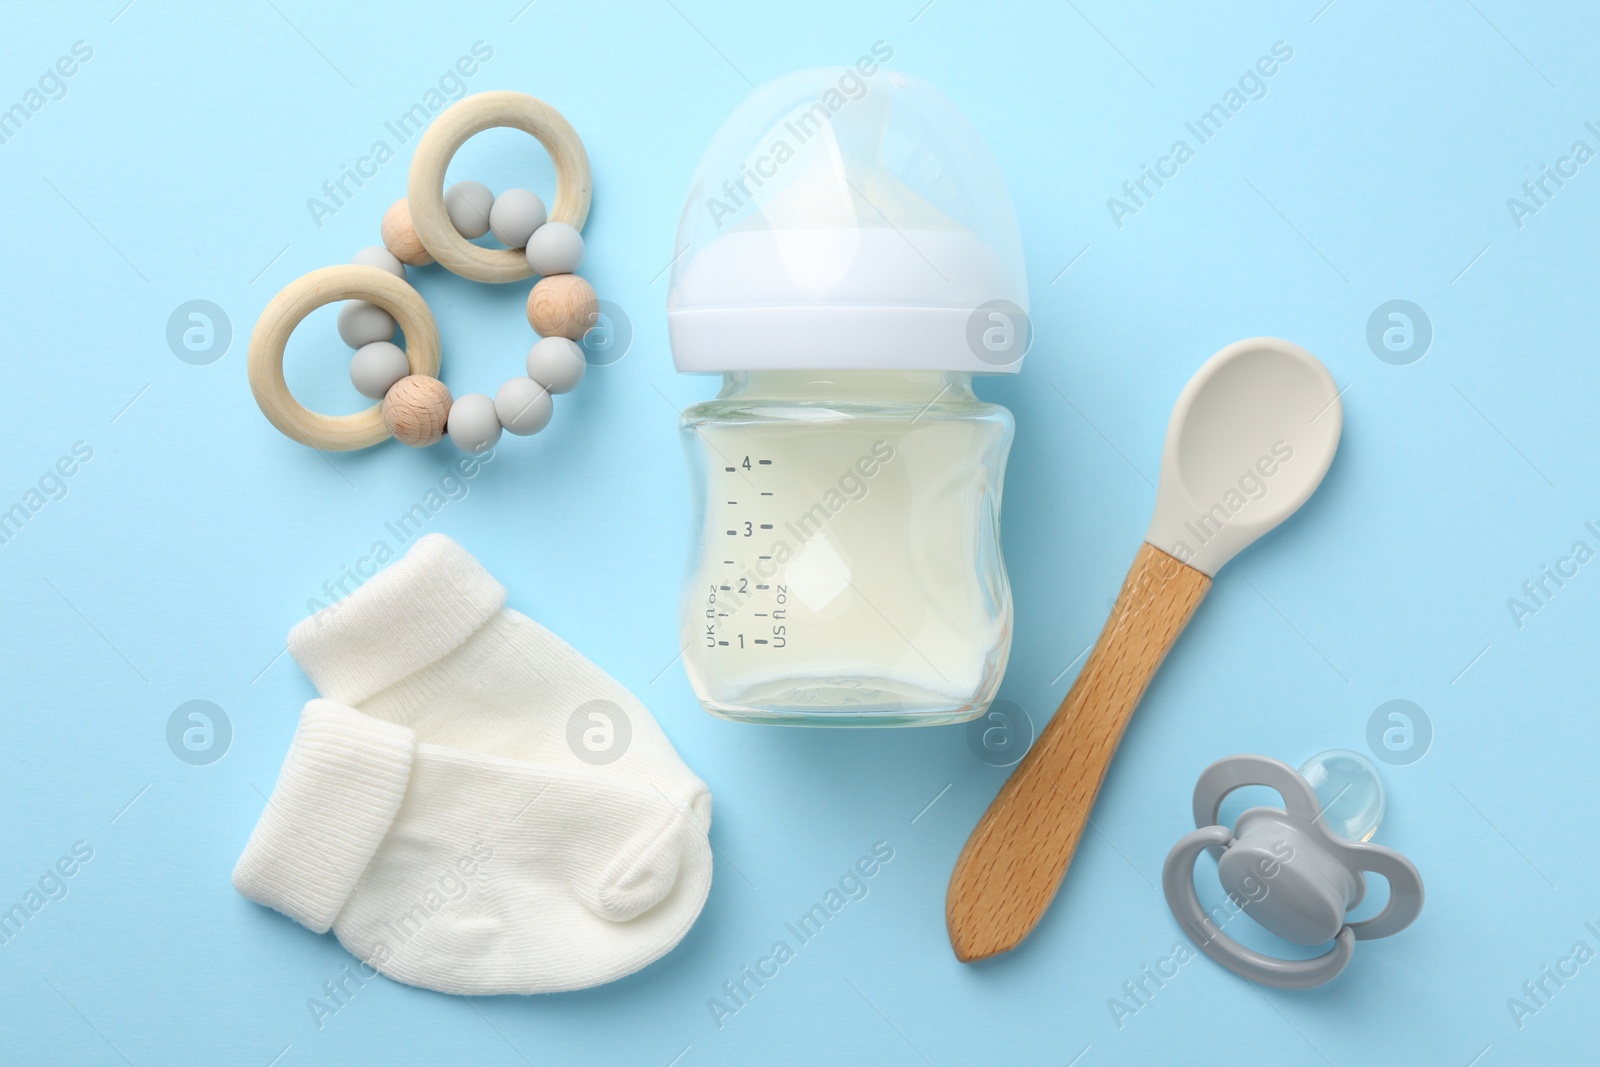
[1162,751,1424,989]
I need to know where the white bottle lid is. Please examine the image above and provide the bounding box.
[668,68,1030,374]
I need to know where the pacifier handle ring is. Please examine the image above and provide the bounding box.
[1192,754,1323,830]
[1344,845,1426,941]
[1163,825,1356,990]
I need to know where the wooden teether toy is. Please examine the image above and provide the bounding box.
[247,91,599,454]
[945,338,1344,962]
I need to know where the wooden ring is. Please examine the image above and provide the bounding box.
[407,90,592,284]
[247,264,442,451]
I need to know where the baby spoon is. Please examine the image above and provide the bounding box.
[945,337,1343,962]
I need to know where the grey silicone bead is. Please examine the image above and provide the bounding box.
[488,188,547,249]
[351,245,406,280]
[444,180,494,239]
[524,221,584,275]
[494,377,553,436]
[337,301,396,348]
[446,392,502,453]
[525,336,586,394]
[349,341,410,399]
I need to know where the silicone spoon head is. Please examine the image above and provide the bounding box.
[1145,337,1342,576]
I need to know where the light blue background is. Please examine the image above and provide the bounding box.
[2,1,1596,1063]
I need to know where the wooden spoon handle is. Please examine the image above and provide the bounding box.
[946,542,1211,962]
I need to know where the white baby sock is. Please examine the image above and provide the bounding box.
[234,700,712,995]
[287,534,708,825]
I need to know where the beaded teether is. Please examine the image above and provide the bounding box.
[1162,752,1424,990]
[247,91,600,454]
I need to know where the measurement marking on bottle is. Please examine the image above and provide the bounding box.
[704,451,796,658]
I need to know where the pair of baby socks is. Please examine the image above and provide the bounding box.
[234,534,712,995]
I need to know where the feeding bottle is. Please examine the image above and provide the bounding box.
[668,67,1029,726]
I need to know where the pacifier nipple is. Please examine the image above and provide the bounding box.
[1299,749,1385,843]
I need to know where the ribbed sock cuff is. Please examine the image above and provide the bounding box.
[288,534,506,705]
[233,700,416,933]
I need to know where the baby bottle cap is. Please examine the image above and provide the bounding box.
[668,67,1029,374]
[1162,753,1424,990]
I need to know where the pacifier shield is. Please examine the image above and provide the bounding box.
[1163,753,1424,989]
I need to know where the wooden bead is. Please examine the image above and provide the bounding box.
[382,198,434,267]
[526,273,598,341]
[383,375,452,446]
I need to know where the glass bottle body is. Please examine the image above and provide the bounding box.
[679,370,1014,726]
